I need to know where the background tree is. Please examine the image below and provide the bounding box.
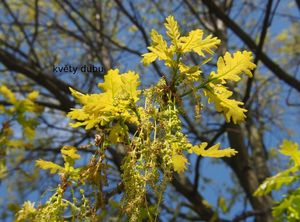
[0,0,299,221]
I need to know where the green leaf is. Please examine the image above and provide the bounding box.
[179,29,220,56]
[190,142,237,157]
[165,15,180,46]
[36,160,64,174]
[0,85,16,103]
[121,71,141,102]
[254,166,298,196]
[61,146,81,160]
[27,91,39,101]
[204,85,247,124]
[279,140,300,166]
[98,69,123,97]
[210,51,256,83]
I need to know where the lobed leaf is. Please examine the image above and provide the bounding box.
[98,69,123,96]
[27,91,39,101]
[0,85,16,103]
[204,85,247,124]
[61,146,81,160]
[179,29,220,57]
[190,142,237,158]
[254,166,298,196]
[36,160,64,174]
[279,140,300,166]
[210,51,256,83]
[165,15,180,46]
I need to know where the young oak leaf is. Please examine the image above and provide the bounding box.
[68,93,120,129]
[279,140,300,166]
[36,160,64,174]
[143,17,220,67]
[142,52,157,66]
[36,146,81,178]
[0,85,17,104]
[253,166,299,196]
[190,142,237,158]
[165,15,180,47]
[179,29,221,57]
[98,69,141,102]
[27,91,39,101]
[142,30,168,66]
[121,71,141,102]
[98,69,123,97]
[61,146,81,160]
[221,98,247,124]
[204,85,247,124]
[69,87,90,104]
[210,51,256,83]
[68,108,89,121]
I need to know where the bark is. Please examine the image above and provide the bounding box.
[225,123,273,222]
[246,118,270,184]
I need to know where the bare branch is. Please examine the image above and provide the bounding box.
[200,0,300,93]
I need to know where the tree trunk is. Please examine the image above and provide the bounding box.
[225,123,273,222]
